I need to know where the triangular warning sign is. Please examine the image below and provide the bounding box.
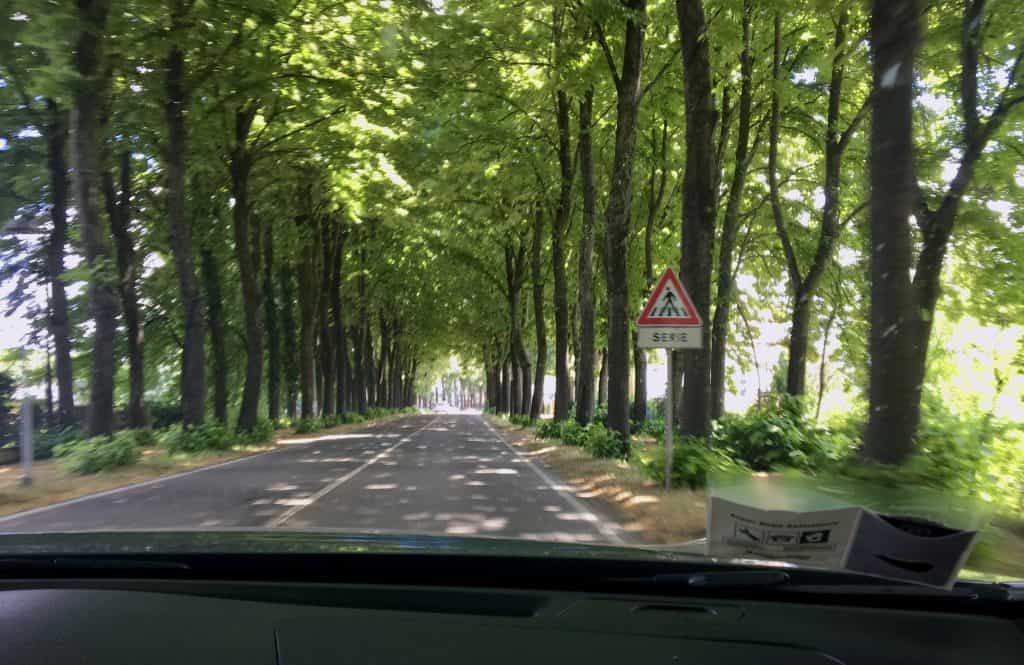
[637,268,701,326]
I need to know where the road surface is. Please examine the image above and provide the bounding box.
[0,414,626,544]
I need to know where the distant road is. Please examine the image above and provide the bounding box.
[0,414,626,544]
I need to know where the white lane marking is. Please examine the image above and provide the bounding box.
[265,416,438,527]
[480,417,626,545]
[0,417,418,526]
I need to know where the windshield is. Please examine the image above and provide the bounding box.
[0,0,1021,586]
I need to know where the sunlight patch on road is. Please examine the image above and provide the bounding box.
[273,498,314,507]
[364,483,398,490]
[473,468,518,475]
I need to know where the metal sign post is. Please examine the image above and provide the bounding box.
[664,351,673,490]
[19,398,33,486]
[636,268,702,491]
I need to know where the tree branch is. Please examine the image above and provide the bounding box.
[639,44,681,102]
[594,21,622,88]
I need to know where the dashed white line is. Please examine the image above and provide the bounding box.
[265,416,438,527]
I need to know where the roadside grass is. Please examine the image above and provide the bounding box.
[488,417,707,544]
[490,415,1024,580]
[0,410,417,520]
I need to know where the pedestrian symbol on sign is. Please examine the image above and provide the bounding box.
[657,290,682,318]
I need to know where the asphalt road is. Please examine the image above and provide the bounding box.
[0,414,626,544]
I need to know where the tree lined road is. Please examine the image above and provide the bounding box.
[0,415,625,543]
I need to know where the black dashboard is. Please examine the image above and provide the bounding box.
[2,576,1022,664]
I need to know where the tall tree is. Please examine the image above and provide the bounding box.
[229,103,263,432]
[44,100,75,427]
[772,9,866,400]
[263,216,281,422]
[709,0,755,420]
[864,0,1023,462]
[200,248,228,424]
[529,203,547,420]
[104,150,146,428]
[676,0,716,437]
[71,0,119,437]
[597,0,647,439]
[164,0,206,426]
[575,88,597,426]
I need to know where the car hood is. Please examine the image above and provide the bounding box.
[0,529,704,562]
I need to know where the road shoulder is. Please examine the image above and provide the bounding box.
[485,416,707,545]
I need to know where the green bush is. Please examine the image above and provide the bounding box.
[507,414,532,427]
[583,425,629,459]
[33,426,81,460]
[366,407,390,419]
[536,420,561,439]
[559,421,587,447]
[592,403,608,427]
[294,417,324,434]
[147,400,183,429]
[342,412,367,424]
[710,397,845,471]
[238,419,274,445]
[159,423,230,454]
[127,428,157,448]
[632,418,665,437]
[638,436,748,489]
[54,432,140,474]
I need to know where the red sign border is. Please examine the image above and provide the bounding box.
[636,268,701,326]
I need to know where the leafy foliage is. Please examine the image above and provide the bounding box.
[158,424,231,455]
[54,432,140,474]
[710,398,852,471]
[638,437,749,490]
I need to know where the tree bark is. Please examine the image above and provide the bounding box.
[263,217,281,422]
[279,265,299,419]
[164,1,205,426]
[297,214,318,419]
[104,150,147,428]
[709,0,753,420]
[530,205,547,420]
[200,249,228,424]
[575,89,597,426]
[862,0,921,464]
[676,0,717,438]
[318,222,337,417]
[551,89,574,422]
[71,0,118,437]
[331,231,347,415]
[230,104,262,432]
[44,99,75,428]
[597,349,609,407]
[601,0,646,440]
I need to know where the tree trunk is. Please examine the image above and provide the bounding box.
[105,150,147,428]
[676,0,716,438]
[279,265,299,419]
[230,105,262,432]
[318,224,337,417]
[530,205,547,420]
[602,0,646,440]
[709,0,753,420]
[331,233,347,415]
[597,349,609,407]
[71,0,118,437]
[576,89,597,426]
[551,89,573,422]
[164,3,205,427]
[44,99,75,427]
[863,0,922,464]
[297,215,318,419]
[263,218,281,422]
[777,9,860,399]
[200,249,228,424]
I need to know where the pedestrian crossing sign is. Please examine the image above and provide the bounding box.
[636,268,702,349]
[637,268,701,326]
